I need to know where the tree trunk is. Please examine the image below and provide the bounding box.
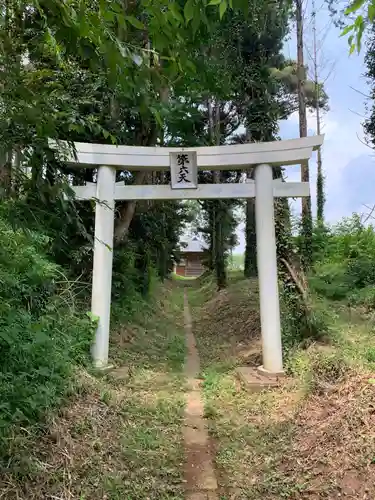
[207,97,216,270]
[312,0,325,224]
[0,152,11,198]
[244,169,257,278]
[1,1,12,196]
[316,129,324,223]
[244,128,257,278]
[114,77,169,244]
[213,101,226,290]
[296,0,307,140]
[296,0,312,269]
[114,170,147,243]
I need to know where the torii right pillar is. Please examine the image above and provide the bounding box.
[255,163,284,376]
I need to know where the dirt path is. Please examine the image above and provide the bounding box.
[183,290,218,500]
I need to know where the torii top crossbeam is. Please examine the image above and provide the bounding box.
[54,135,323,170]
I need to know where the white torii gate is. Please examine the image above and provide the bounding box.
[56,135,324,375]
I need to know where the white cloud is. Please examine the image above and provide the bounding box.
[280,107,370,223]
[287,109,338,140]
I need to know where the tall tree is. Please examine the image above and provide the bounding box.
[0,0,248,293]
[235,12,328,277]
[296,0,313,270]
[364,24,375,147]
[311,0,325,223]
[231,1,290,278]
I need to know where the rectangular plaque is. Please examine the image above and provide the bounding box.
[170,151,198,189]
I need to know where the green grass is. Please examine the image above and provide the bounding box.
[1,284,187,500]
[170,272,197,281]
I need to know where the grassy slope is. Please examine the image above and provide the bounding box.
[189,276,375,499]
[2,284,187,500]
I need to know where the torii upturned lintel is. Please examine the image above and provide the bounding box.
[50,135,324,170]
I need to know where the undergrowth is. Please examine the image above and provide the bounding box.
[280,289,332,350]
[310,215,375,309]
[0,217,95,457]
[0,209,187,496]
[1,263,187,499]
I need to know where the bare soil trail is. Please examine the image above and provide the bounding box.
[183,289,218,500]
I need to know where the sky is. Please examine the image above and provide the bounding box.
[234,2,373,253]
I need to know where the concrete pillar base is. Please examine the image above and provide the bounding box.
[93,363,115,373]
[235,366,282,393]
[257,365,285,379]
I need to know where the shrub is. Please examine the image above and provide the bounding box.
[280,287,332,350]
[0,188,94,278]
[0,309,93,430]
[365,347,375,363]
[348,285,375,311]
[0,217,95,458]
[309,261,352,300]
[310,349,351,385]
[0,218,59,314]
[347,257,375,288]
[310,216,375,304]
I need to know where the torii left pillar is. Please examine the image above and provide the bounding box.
[91,165,116,367]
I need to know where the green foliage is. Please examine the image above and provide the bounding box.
[244,198,257,278]
[280,287,332,349]
[0,216,94,449]
[340,0,368,53]
[310,215,375,310]
[0,218,57,312]
[199,197,240,289]
[348,285,375,310]
[316,165,325,223]
[310,261,352,300]
[275,201,332,348]
[300,204,314,271]
[0,186,94,275]
[365,346,375,362]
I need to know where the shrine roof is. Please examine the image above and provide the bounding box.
[180,237,207,253]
